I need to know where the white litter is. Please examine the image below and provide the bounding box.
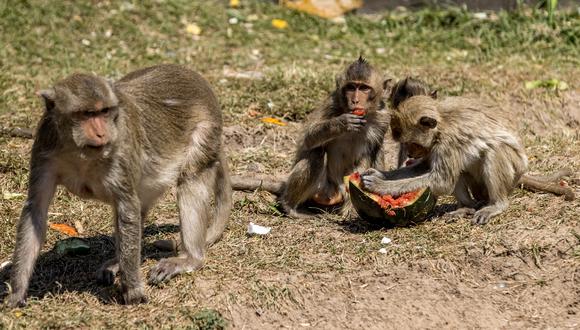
[247,222,271,235]
[381,237,392,244]
[378,248,388,254]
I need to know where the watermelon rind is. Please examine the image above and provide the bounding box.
[347,177,436,227]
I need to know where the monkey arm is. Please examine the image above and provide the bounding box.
[302,117,347,150]
[362,149,460,197]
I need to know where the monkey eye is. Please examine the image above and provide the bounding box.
[359,85,372,93]
[344,83,357,92]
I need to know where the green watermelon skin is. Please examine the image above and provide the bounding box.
[348,180,437,227]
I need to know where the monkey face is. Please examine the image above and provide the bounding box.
[39,73,120,153]
[392,96,440,155]
[343,82,373,113]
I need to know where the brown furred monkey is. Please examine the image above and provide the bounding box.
[5,64,232,307]
[361,88,575,225]
[233,57,391,217]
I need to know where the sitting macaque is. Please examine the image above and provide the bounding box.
[5,64,232,306]
[362,78,575,225]
[232,57,391,217]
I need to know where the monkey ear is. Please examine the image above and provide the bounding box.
[37,88,56,112]
[419,116,437,129]
[382,78,393,91]
[430,90,438,99]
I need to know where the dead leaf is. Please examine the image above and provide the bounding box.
[49,223,79,237]
[185,23,202,36]
[261,117,287,126]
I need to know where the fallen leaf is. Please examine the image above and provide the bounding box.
[13,311,23,318]
[2,192,24,200]
[261,117,287,126]
[49,223,79,237]
[271,19,288,29]
[185,23,202,36]
[525,79,568,91]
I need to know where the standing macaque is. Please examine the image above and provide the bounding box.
[5,64,232,307]
[233,57,391,217]
[362,80,575,225]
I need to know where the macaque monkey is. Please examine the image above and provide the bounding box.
[5,64,232,307]
[362,80,575,225]
[232,57,391,217]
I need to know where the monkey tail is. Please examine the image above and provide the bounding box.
[518,170,576,201]
[231,175,285,196]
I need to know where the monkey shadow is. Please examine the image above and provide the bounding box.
[0,223,180,305]
[337,203,457,233]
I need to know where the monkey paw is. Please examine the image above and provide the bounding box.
[447,207,476,219]
[121,284,148,305]
[148,257,203,285]
[472,209,493,225]
[361,168,386,179]
[360,174,387,195]
[5,294,26,308]
[96,258,119,286]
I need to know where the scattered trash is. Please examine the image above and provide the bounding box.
[185,23,202,36]
[473,12,488,20]
[229,17,239,25]
[2,192,24,200]
[525,79,568,91]
[282,0,362,19]
[13,311,24,318]
[49,223,79,237]
[494,282,508,290]
[271,19,288,29]
[261,117,287,126]
[54,237,90,256]
[229,0,240,7]
[247,222,271,235]
[378,247,388,254]
[381,237,392,244]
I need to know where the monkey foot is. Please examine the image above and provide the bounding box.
[96,258,119,286]
[148,256,203,285]
[447,207,476,219]
[312,191,344,206]
[122,284,148,305]
[5,293,26,308]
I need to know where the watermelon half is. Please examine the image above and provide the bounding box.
[344,172,436,227]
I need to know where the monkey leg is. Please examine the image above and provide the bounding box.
[148,164,216,284]
[447,175,477,218]
[472,151,512,225]
[206,152,232,246]
[116,197,147,304]
[6,170,56,307]
[279,149,325,217]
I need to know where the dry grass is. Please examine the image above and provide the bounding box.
[1,1,579,328]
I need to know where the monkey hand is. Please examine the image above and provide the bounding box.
[360,172,391,195]
[338,113,366,132]
[361,168,387,180]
